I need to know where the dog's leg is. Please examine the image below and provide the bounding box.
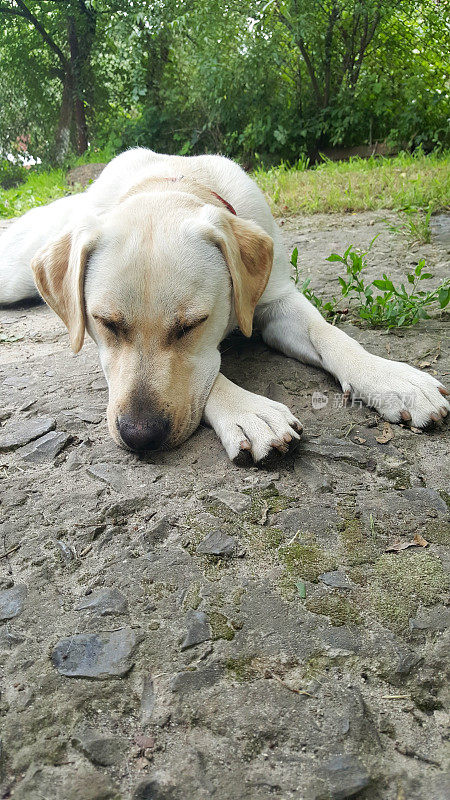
[203,372,302,462]
[257,287,449,428]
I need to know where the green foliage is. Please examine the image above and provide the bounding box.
[0,1,448,164]
[292,236,450,330]
[0,159,27,190]
[291,247,339,317]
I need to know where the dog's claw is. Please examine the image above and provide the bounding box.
[400,410,412,422]
[240,440,251,450]
[430,413,440,423]
[271,439,289,454]
[439,387,449,397]
[342,390,352,406]
[440,406,448,418]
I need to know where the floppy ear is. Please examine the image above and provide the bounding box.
[213,213,274,337]
[31,222,99,353]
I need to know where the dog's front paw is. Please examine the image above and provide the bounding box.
[212,390,302,463]
[342,355,449,428]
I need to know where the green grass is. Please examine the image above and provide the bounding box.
[254,150,450,216]
[0,146,114,219]
[385,205,433,244]
[0,169,75,218]
[1,148,449,220]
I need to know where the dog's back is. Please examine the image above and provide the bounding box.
[0,147,284,306]
[0,194,84,304]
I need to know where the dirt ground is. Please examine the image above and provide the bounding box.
[0,211,449,800]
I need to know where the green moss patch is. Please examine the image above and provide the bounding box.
[424,520,450,546]
[339,514,378,566]
[438,491,450,510]
[225,656,259,683]
[209,612,235,641]
[365,551,448,634]
[378,466,411,490]
[183,582,202,610]
[279,539,336,582]
[305,593,362,626]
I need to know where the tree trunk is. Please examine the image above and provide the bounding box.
[54,71,73,164]
[68,16,88,154]
[73,93,88,154]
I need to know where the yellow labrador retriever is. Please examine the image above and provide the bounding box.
[0,148,448,460]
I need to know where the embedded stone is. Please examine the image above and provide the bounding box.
[140,673,155,724]
[87,462,125,492]
[0,584,27,621]
[72,728,127,766]
[51,627,139,678]
[75,588,128,616]
[180,610,211,650]
[196,531,236,556]
[299,436,375,468]
[20,430,70,461]
[0,416,56,451]
[319,571,353,589]
[133,780,178,800]
[209,489,251,513]
[170,663,223,693]
[323,754,370,799]
[409,605,450,632]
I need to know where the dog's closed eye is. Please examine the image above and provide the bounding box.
[93,314,128,338]
[173,315,209,341]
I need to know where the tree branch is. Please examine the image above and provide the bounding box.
[296,33,324,107]
[350,3,382,89]
[274,5,324,107]
[12,0,68,68]
[323,2,340,107]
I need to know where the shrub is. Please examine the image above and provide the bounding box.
[0,159,27,190]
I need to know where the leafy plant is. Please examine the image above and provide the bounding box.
[291,235,450,329]
[385,206,433,245]
[290,247,339,316]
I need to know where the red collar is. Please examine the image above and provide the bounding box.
[164,176,237,215]
[210,190,237,216]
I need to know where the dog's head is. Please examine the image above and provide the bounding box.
[31,189,273,452]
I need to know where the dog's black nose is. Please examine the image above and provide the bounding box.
[117,413,170,452]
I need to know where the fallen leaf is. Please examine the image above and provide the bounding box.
[419,361,431,368]
[354,436,367,444]
[386,533,429,553]
[376,422,394,444]
[410,426,422,434]
[413,532,429,547]
[296,580,306,599]
[386,541,410,553]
